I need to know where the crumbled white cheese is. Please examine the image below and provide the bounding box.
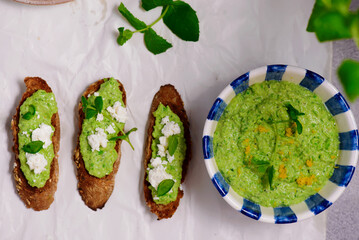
[87,128,108,152]
[22,131,29,137]
[148,165,173,189]
[167,151,175,163]
[26,153,47,174]
[161,116,170,125]
[96,113,104,122]
[159,136,168,148]
[157,144,166,157]
[161,121,180,137]
[87,94,91,98]
[32,123,53,148]
[106,101,127,123]
[37,114,40,119]
[153,196,159,200]
[179,184,183,191]
[94,92,99,97]
[150,157,162,168]
[106,125,116,134]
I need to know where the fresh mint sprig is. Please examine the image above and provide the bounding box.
[245,159,274,190]
[22,141,44,154]
[157,179,175,196]
[307,0,359,101]
[286,104,305,134]
[81,95,103,120]
[117,0,199,55]
[23,105,36,120]
[109,127,138,150]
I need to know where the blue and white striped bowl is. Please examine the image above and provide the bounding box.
[202,64,358,224]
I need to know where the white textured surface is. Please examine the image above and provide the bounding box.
[0,0,332,239]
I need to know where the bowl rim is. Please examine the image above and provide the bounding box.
[202,64,358,224]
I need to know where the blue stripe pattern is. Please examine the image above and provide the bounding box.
[212,172,230,197]
[202,136,214,159]
[240,199,262,220]
[329,165,355,187]
[207,98,227,121]
[230,72,249,94]
[325,93,350,116]
[299,70,324,92]
[339,130,359,150]
[274,207,297,224]
[305,193,332,215]
[265,65,287,81]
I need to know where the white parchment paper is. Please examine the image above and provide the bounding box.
[0,0,331,239]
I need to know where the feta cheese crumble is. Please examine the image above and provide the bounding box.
[96,113,104,122]
[32,123,53,148]
[161,120,180,137]
[148,165,173,189]
[106,101,127,123]
[106,125,116,134]
[87,128,108,152]
[26,153,47,174]
[94,92,99,97]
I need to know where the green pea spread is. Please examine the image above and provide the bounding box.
[213,80,339,207]
[79,78,125,178]
[18,90,57,188]
[147,104,186,205]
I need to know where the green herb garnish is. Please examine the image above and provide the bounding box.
[22,141,44,154]
[117,0,199,55]
[109,127,138,150]
[307,0,359,101]
[286,104,305,134]
[81,95,103,119]
[22,105,36,120]
[245,159,274,190]
[168,135,178,156]
[157,179,175,196]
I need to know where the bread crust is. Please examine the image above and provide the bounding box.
[144,84,191,220]
[73,79,126,210]
[11,77,60,211]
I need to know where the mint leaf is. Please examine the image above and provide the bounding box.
[22,141,44,154]
[117,27,133,46]
[81,96,88,109]
[144,28,172,54]
[338,59,359,101]
[94,96,103,113]
[295,119,303,134]
[286,104,304,134]
[162,1,199,41]
[314,11,353,42]
[142,0,173,11]
[109,127,138,150]
[85,108,97,119]
[157,179,174,196]
[118,3,147,30]
[168,135,178,156]
[23,105,36,120]
[307,0,327,32]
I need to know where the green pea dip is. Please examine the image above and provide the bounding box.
[18,90,58,188]
[213,80,339,207]
[79,78,125,178]
[147,104,186,205]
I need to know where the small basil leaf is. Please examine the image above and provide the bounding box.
[118,3,147,30]
[94,96,103,113]
[168,135,178,156]
[157,179,175,196]
[142,0,173,11]
[81,96,88,110]
[22,141,44,154]
[22,105,36,120]
[162,1,199,41]
[295,119,303,134]
[338,59,359,101]
[144,28,172,55]
[85,108,97,119]
[117,27,133,46]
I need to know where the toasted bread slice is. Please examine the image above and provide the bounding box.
[11,77,60,211]
[74,79,126,210]
[144,84,191,220]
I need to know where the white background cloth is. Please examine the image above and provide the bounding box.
[0,0,332,239]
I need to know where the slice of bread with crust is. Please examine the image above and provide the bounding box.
[144,84,191,220]
[74,79,126,211]
[11,77,60,211]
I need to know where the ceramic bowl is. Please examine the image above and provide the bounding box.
[202,64,358,223]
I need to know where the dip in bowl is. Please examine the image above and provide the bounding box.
[203,65,358,223]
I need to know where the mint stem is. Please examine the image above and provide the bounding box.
[133,5,170,34]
